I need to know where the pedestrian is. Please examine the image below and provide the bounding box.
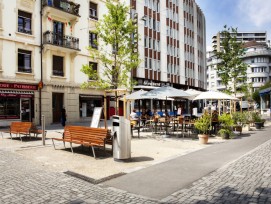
[61,107,67,126]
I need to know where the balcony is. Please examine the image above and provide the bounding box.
[43,31,80,51]
[42,0,80,21]
[242,49,271,58]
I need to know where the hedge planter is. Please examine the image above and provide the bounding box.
[198,134,209,144]
[255,122,262,130]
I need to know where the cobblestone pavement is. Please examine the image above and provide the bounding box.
[1,136,271,203]
[162,139,271,204]
[0,150,157,204]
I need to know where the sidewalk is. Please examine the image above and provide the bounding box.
[0,122,271,203]
[0,120,225,181]
[104,124,271,200]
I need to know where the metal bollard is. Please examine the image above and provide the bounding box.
[41,115,45,146]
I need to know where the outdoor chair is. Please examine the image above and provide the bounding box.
[176,117,184,137]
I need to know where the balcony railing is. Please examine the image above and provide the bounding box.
[242,50,271,58]
[42,0,80,17]
[53,70,64,77]
[43,31,80,50]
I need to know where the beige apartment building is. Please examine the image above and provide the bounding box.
[0,0,206,125]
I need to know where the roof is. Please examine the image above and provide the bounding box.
[242,40,267,48]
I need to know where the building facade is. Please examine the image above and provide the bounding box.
[132,0,206,91]
[207,34,271,93]
[0,0,206,125]
[212,31,267,52]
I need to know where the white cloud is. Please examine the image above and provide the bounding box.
[238,0,271,27]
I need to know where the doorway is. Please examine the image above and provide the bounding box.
[21,98,31,122]
[52,93,64,123]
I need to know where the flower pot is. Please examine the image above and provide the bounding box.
[198,134,208,144]
[255,122,262,129]
[221,132,230,139]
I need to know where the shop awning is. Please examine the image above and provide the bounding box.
[259,87,271,96]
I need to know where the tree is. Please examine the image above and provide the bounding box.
[81,0,140,114]
[214,26,248,97]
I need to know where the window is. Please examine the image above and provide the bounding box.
[53,55,64,76]
[89,2,98,20]
[18,49,31,73]
[0,98,20,119]
[145,57,148,68]
[144,36,148,48]
[18,10,32,34]
[89,62,98,80]
[89,32,98,49]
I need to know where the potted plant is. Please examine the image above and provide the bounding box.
[252,112,262,129]
[261,119,266,127]
[194,114,211,144]
[232,111,246,135]
[218,113,234,139]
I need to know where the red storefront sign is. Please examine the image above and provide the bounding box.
[0,82,38,90]
[0,93,33,98]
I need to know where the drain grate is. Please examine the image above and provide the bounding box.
[64,171,126,184]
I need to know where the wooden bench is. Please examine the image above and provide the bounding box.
[1,122,32,141]
[30,123,47,138]
[52,126,111,158]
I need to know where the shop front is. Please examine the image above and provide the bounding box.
[79,95,103,118]
[0,82,38,125]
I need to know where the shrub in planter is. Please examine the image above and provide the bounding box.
[232,112,246,127]
[252,112,262,129]
[194,114,211,144]
[218,113,234,139]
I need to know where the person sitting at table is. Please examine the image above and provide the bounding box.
[130,109,139,120]
[153,109,160,123]
[130,109,139,127]
[211,110,219,135]
[141,109,148,126]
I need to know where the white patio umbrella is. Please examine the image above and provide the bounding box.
[193,91,238,101]
[141,86,191,137]
[125,89,147,101]
[141,86,191,99]
[193,90,239,116]
[184,89,203,100]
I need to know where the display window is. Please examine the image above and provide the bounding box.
[79,95,102,117]
[0,98,20,119]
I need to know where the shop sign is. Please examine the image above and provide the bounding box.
[0,115,20,119]
[143,80,161,87]
[0,93,33,98]
[0,82,38,90]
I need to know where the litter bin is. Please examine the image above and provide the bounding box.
[112,115,131,161]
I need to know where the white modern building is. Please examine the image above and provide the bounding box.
[212,31,267,51]
[0,0,206,125]
[207,32,271,93]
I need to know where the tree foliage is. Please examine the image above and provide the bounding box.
[81,0,140,91]
[214,26,248,96]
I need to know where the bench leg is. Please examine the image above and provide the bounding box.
[9,133,12,140]
[91,146,96,158]
[19,134,22,142]
[52,139,56,150]
[1,132,3,139]
[70,143,73,153]
[63,141,66,148]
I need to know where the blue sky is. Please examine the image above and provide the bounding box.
[196,0,271,50]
